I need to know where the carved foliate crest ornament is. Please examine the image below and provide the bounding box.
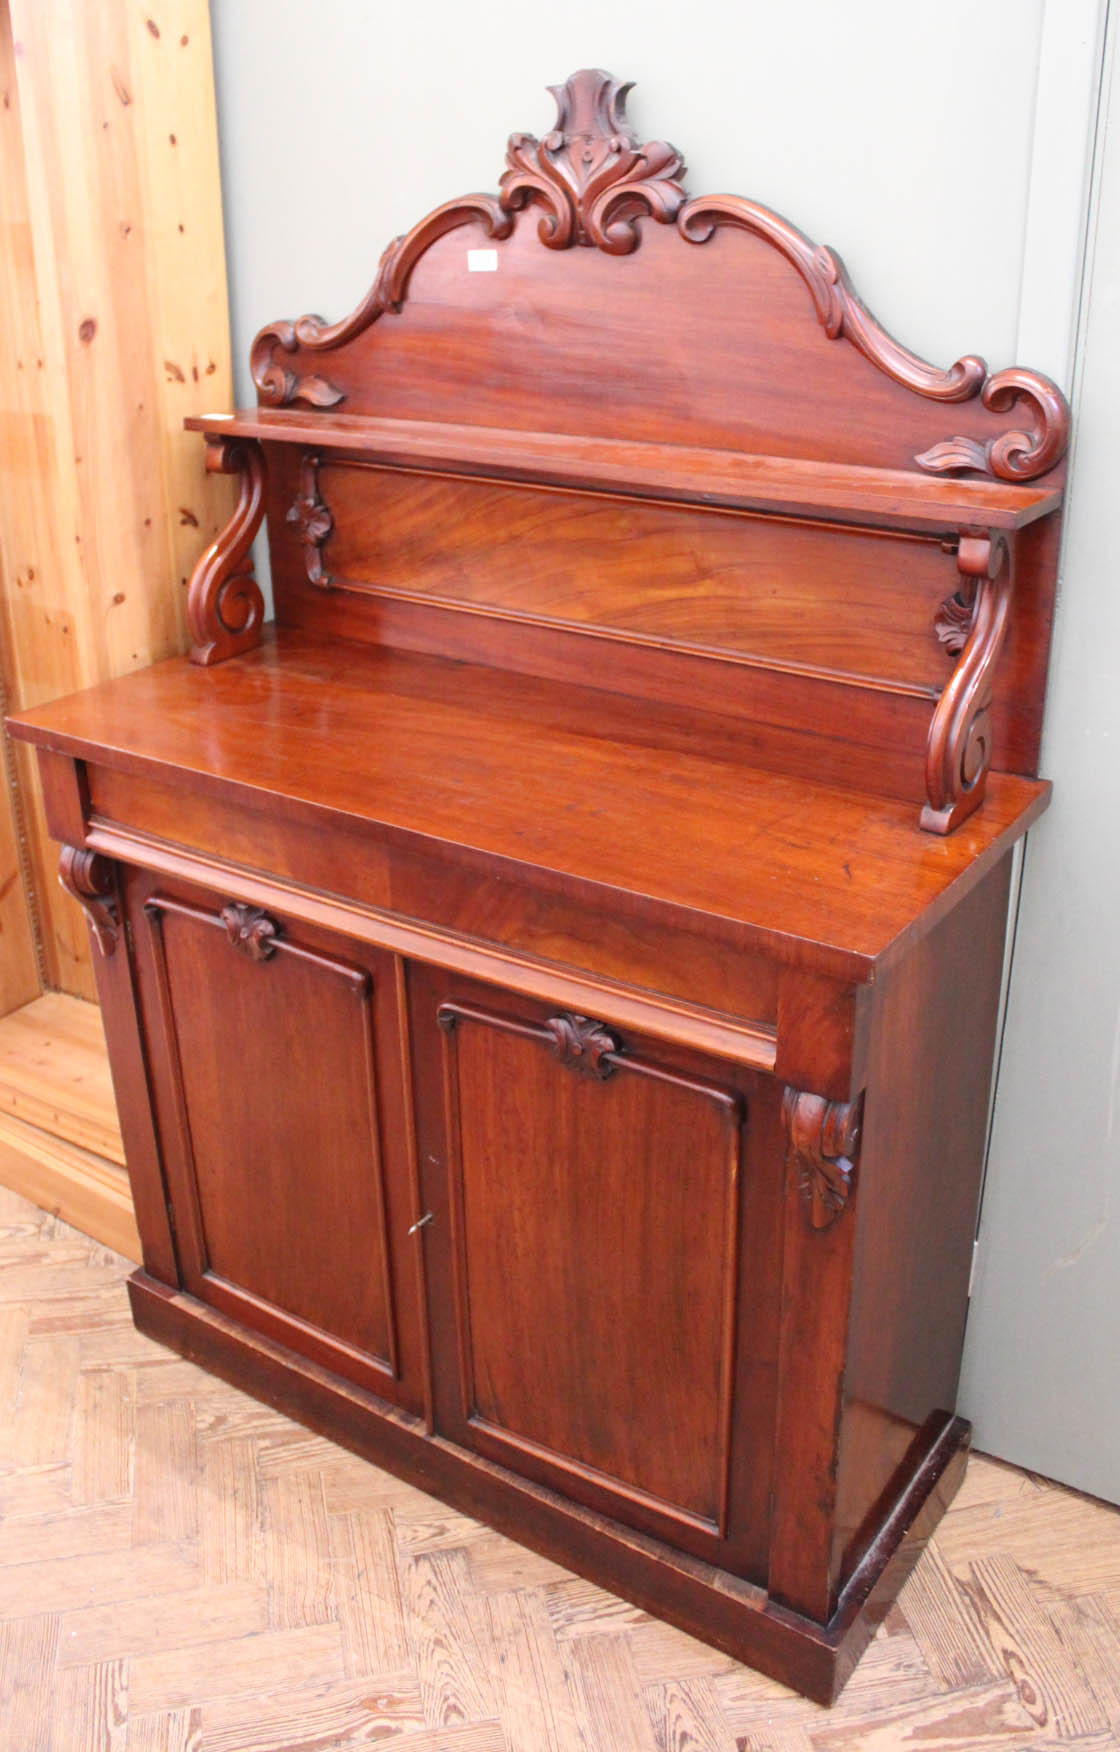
[500,69,687,253]
[245,68,1069,486]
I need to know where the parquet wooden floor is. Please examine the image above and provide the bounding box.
[1,1181,1118,1752]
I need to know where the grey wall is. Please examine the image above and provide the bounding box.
[208,0,1117,1498]
[958,7,1120,1505]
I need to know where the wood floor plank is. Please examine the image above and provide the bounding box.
[895,1539,994,1690]
[125,1707,204,1752]
[808,1681,1036,1751]
[958,1553,1109,1738]
[50,1657,129,1752]
[645,1675,739,1752]
[262,1468,335,1630]
[58,1582,270,1668]
[200,1672,426,1752]
[484,1587,587,1752]
[329,1506,411,1676]
[200,1436,264,1587]
[0,1614,60,1752]
[566,1631,664,1752]
[126,1623,346,1715]
[73,1365,135,1504]
[401,1548,498,1730]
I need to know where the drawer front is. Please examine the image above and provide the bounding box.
[127,868,424,1411]
[410,964,785,1579]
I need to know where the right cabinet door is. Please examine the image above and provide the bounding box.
[409,966,782,1578]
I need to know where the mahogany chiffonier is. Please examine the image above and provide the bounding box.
[8,72,1069,1703]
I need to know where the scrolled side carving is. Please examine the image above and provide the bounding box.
[250,196,512,405]
[922,532,1013,835]
[782,1087,862,1230]
[286,453,333,589]
[58,846,119,957]
[220,903,279,962]
[679,196,986,403]
[915,367,1070,484]
[544,1012,619,1078]
[187,437,267,667]
[499,68,687,253]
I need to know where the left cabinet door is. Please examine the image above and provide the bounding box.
[126,868,426,1413]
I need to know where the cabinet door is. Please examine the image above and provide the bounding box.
[411,967,779,1573]
[128,870,424,1411]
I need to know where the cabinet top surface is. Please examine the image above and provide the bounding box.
[9,628,1047,978]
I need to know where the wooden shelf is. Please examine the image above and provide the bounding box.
[8,628,1050,984]
[187,410,1063,535]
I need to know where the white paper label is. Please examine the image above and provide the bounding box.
[467,250,498,272]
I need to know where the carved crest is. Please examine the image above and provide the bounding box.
[544,1013,619,1079]
[247,69,1069,481]
[500,69,687,254]
[220,903,279,962]
[782,1088,862,1230]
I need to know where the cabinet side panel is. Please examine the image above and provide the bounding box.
[834,850,1013,1590]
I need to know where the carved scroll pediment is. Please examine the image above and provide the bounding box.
[248,69,1069,481]
[500,69,687,254]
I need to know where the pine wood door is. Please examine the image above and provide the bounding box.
[126,869,425,1413]
[410,965,783,1578]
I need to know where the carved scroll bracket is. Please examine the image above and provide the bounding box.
[286,453,333,589]
[923,531,1012,834]
[59,846,120,957]
[187,437,267,667]
[500,69,687,254]
[782,1088,863,1230]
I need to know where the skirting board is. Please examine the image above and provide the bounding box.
[0,1109,140,1261]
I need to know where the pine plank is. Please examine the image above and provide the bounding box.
[0,994,122,1161]
[483,1588,586,1752]
[126,1624,346,1716]
[329,1507,411,1676]
[401,1549,498,1730]
[50,1658,129,1752]
[0,1614,60,1752]
[200,1673,426,1752]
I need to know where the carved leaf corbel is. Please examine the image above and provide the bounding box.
[58,846,120,957]
[286,453,333,589]
[187,436,267,666]
[782,1088,862,1230]
[499,69,687,253]
[922,531,1013,834]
